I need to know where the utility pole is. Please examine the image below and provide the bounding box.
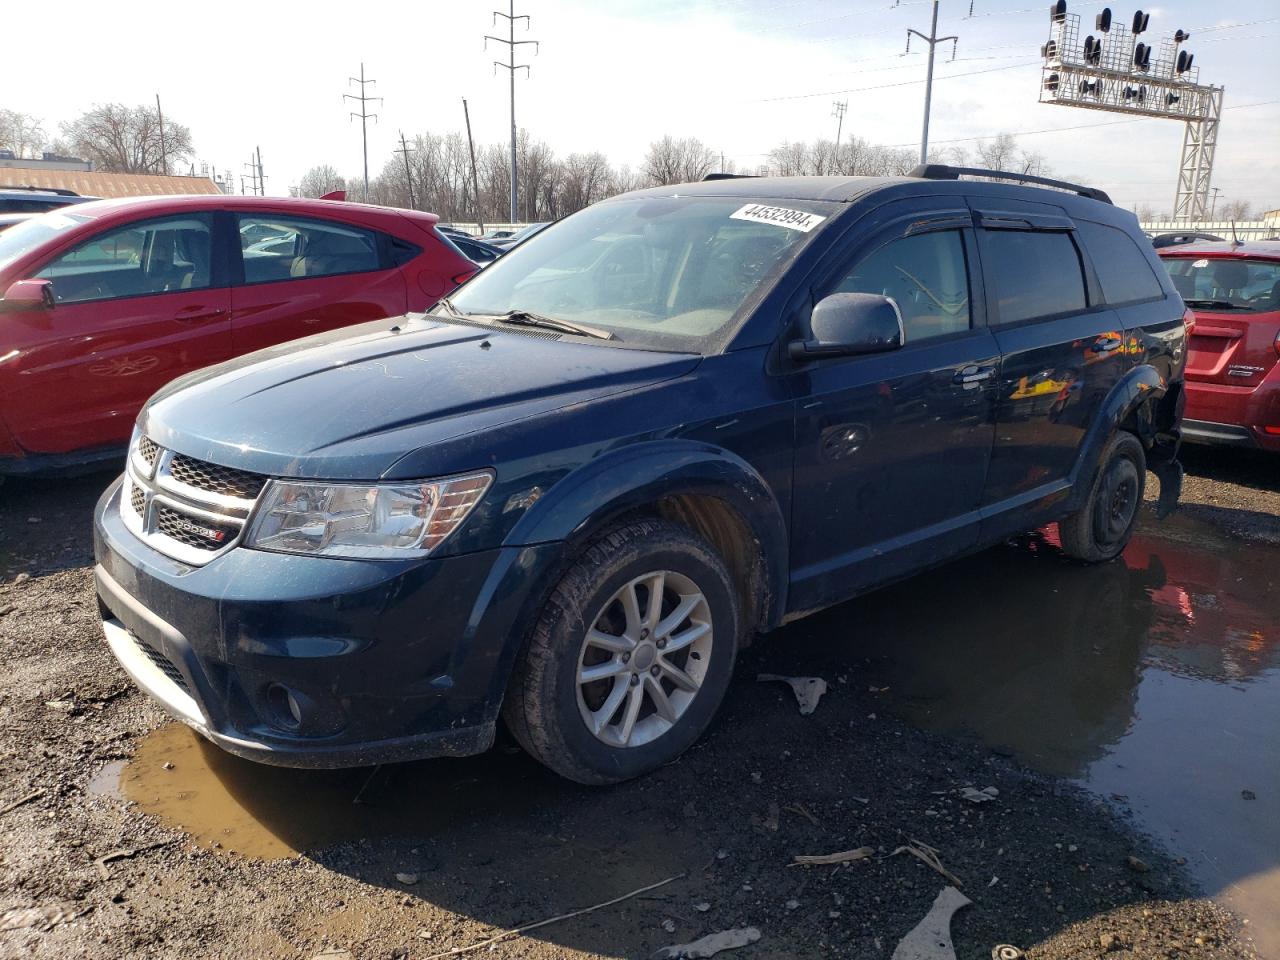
[1209,187,1221,219]
[832,99,847,151]
[155,95,168,176]
[243,157,258,195]
[462,98,485,234]
[397,132,416,210]
[256,145,265,196]
[344,63,382,202]
[485,2,538,224]
[906,1,958,165]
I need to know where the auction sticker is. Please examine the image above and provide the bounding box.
[1192,259,1210,268]
[730,204,826,233]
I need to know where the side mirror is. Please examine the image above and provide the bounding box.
[788,292,903,361]
[0,278,55,313]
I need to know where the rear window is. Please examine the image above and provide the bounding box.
[1077,221,1165,305]
[1162,256,1280,313]
[981,230,1088,325]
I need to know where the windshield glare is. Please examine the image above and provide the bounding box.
[0,210,90,276]
[1164,256,1280,312]
[445,197,835,351]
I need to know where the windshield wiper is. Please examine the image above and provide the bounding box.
[494,310,614,340]
[1183,298,1243,310]
[435,296,470,320]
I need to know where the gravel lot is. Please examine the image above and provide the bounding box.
[0,447,1273,960]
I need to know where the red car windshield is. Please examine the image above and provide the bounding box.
[0,210,90,274]
[1164,256,1280,313]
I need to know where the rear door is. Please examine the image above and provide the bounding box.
[788,199,1000,610]
[229,212,409,354]
[1163,254,1280,388]
[10,212,232,454]
[971,199,1127,540]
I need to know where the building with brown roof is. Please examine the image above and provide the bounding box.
[0,160,222,199]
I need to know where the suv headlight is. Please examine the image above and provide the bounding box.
[245,473,492,559]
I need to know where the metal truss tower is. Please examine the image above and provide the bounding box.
[1038,4,1224,221]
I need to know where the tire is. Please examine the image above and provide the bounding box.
[1059,431,1147,563]
[503,519,740,785]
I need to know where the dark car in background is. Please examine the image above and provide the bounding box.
[447,234,504,264]
[94,166,1186,785]
[1159,241,1280,451]
[0,195,476,475]
[0,185,98,214]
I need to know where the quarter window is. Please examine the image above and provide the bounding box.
[1077,221,1164,305]
[833,230,972,342]
[981,230,1087,325]
[37,215,213,304]
[237,215,381,284]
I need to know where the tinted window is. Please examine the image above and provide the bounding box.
[0,197,72,213]
[37,215,212,304]
[1077,221,1164,305]
[833,230,971,343]
[982,230,1087,324]
[237,215,381,284]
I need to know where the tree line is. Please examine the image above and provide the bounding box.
[2,105,194,175]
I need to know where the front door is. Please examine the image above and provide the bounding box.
[9,213,232,455]
[969,200,1127,541]
[788,204,999,612]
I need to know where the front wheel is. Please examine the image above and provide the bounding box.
[1059,431,1147,563]
[503,519,739,785]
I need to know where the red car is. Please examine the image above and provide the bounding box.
[1159,241,1280,452]
[0,195,476,474]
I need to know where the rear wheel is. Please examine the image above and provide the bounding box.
[503,519,739,785]
[1059,431,1146,563]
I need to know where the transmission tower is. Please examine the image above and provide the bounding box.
[485,2,539,223]
[1039,3,1224,221]
[344,63,382,203]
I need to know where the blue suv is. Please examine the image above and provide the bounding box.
[93,166,1187,784]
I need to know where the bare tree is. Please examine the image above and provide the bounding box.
[61,103,193,173]
[294,165,348,198]
[642,136,715,186]
[1134,203,1157,223]
[0,110,48,158]
[1219,199,1253,221]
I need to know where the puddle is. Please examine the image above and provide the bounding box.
[93,721,561,859]
[789,512,1279,954]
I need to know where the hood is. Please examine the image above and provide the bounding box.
[141,315,700,479]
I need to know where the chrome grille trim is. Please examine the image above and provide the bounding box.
[121,435,265,566]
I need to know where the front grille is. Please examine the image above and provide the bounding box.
[137,435,160,468]
[134,636,191,695]
[169,454,267,501]
[129,483,145,517]
[156,504,238,551]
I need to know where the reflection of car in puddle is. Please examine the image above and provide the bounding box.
[793,516,1278,780]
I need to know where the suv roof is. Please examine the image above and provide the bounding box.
[1158,240,1280,260]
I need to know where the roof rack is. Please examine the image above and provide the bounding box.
[0,184,82,197]
[908,164,1112,205]
[702,173,759,181]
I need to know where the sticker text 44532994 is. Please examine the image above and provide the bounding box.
[730,204,826,233]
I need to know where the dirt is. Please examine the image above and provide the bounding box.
[0,450,1272,960]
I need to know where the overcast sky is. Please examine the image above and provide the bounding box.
[7,0,1279,214]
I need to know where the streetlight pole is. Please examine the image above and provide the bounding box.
[907,1,958,165]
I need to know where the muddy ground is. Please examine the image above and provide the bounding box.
[0,447,1275,960]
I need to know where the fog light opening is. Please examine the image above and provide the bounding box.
[265,683,303,732]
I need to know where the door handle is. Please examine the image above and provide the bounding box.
[174,306,227,323]
[1091,335,1123,353]
[953,364,995,385]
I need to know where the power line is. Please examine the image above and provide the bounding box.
[344,63,382,203]
[486,2,539,224]
[756,59,1038,102]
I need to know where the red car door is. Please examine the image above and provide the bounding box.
[6,212,232,455]
[230,212,408,354]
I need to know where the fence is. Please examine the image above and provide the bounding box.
[1140,220,1278,241]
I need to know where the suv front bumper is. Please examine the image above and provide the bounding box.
[94,477,562,768]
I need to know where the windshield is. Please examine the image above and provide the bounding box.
[445,196,836,352]
[1164,256,1280,312]
[0,210,90,275]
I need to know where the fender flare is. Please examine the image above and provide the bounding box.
[504,439,790,630]
[1069,363,1172,502]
